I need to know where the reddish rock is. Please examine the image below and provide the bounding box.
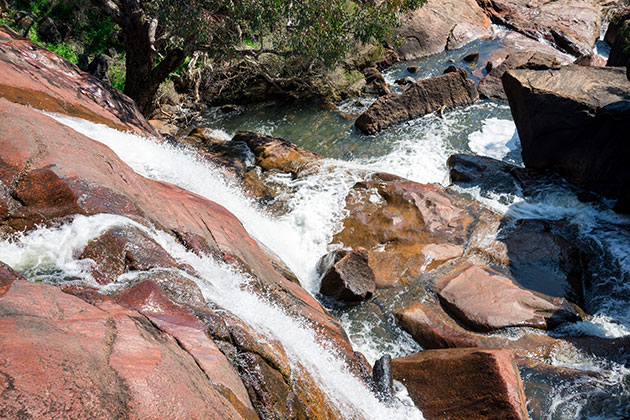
[80,226,179,285]
[476,0,601,56]
[0,280,255,420]
[318,248,376,303]
[391,348,529,420]
[0,261,23,298]
[433,263,580,331]
[355,69,478,134]
[0,26,156,136]
[397,0,491,60]
[114,279,257,417]
[332,175,492,286]
[0,98,361,388]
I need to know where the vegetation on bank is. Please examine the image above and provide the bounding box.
[0,0,425,115]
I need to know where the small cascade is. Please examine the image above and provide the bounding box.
[0,214,423,420]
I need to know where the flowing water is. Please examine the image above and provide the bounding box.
[3,33,630,419]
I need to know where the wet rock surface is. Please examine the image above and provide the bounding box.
[355,69,478,134]
[392,348,529,420]
[502,65,630,212]
[318,248,376,303]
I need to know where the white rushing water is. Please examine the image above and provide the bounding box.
[40,108,630,419]
[0,213,422,420]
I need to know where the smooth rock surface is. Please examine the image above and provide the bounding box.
[397,0,491,60]
[356,69,478,134]
[433,263,580,331]
[502,65,630,212]
[391,348,529,420]
[0,280,255,420]
[0,26,156,136]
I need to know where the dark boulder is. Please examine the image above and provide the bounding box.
[391,348,529,420]
[318,248,376,303]
[606,17,630,68]
[372,354,393,402]
[355,69,478,134]
[87,54,111,82]
[37,16,63,44]
[463,51,479,62]
[502,65,630,212]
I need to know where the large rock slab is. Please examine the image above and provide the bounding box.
[478,51,561,100]
[397,0,491,60]
[356,69,478,134]
[0,26,156,136]
[391,348,529,420]
[434,263,580,331]
[502,65,630,212]
[476,0,601,56]
[0,279,255,420]
[0,98,365,402]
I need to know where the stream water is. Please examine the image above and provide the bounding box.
[2,31,629,419]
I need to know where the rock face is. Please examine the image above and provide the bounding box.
[355,69,478,134]
[317,248,376,303]
[397,0,491,60]
[606,16,630,67]
[391,349,529,420]
[502,66,630,212]
[0,99,366,420]
[476,0,601,56]
[478,51,561,100]
[434,263,580,332]
[0,26,155,136]
[0,279,256,420]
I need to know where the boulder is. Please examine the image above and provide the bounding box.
[317,248,376,303]
[606,17,630,67]
[0,279,256,420]
[0,261,23,298]
[87,54,111,82]
[502,65,630,212]
[362,67,390,96]
[355,69,478,134]
[79,226,179,285]
[476,0,601,56]
[0,26,156,136]
[37,16,63,43]
[397,0,491,60]
[478,51,561,100]
[574,53,607,67]
[391,348,528,420]
[331,174,490,286]
[433,263,580,332]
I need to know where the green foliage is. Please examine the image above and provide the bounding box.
[46,41,80,63]
[108,54,126,91]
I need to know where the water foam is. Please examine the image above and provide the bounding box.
[0,214,423,420]
[468,118,519,160]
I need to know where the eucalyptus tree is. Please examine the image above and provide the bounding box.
[91,0,424,113]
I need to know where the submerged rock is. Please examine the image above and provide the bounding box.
[318,248,376,303]
[355,69,478,134]
[397,0,491,60]
[433,263,581,332]
[502,65,630,212]
[391,348,528,420]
